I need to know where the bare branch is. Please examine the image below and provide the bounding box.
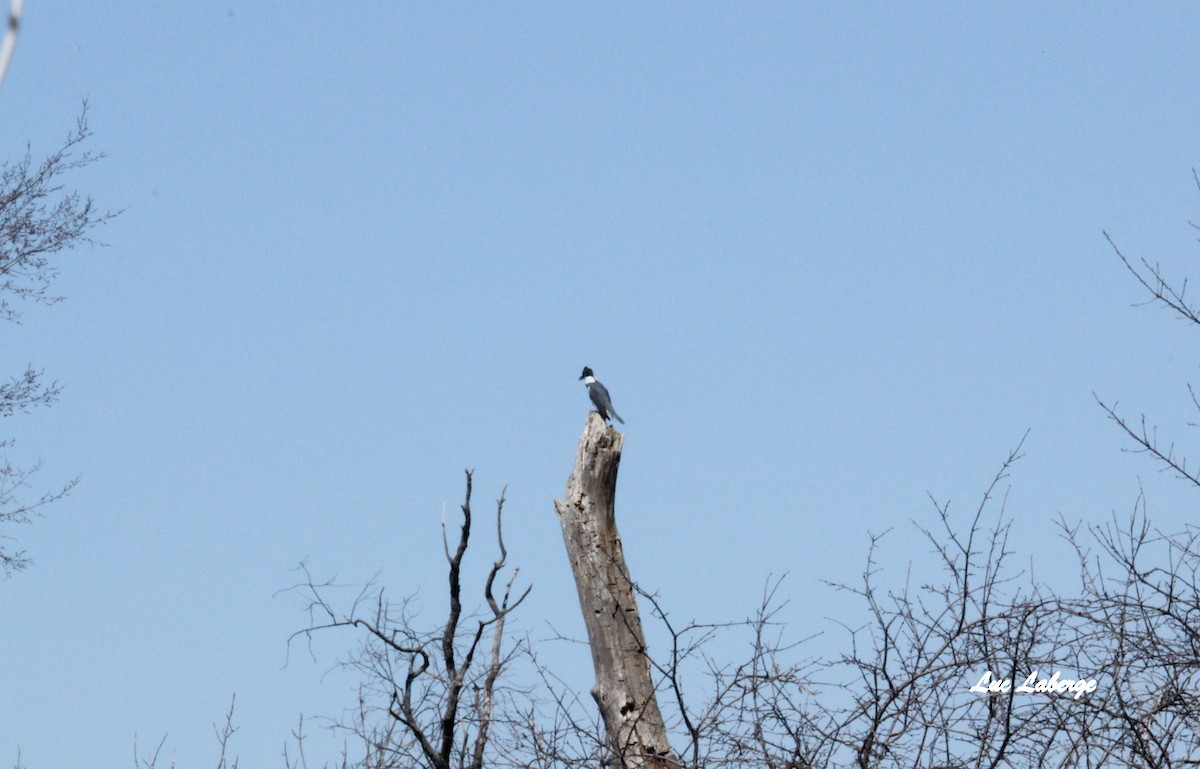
[1095,393,1200,488]
[290,471,528,769]
[1,104,115,573]
[1105,229,1200,326]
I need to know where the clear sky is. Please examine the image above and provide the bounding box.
[3,3,1200,766]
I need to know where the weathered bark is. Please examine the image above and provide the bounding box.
[554,413,679,769]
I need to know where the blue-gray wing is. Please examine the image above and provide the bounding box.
[590,382,624,424]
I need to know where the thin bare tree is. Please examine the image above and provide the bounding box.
[291,470,530,769]
[1,105,114,574]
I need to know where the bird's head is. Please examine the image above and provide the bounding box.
[579,366,594,380]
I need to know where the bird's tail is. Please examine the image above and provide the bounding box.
[610,409,624,424]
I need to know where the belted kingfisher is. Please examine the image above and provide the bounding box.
[579,366,623,424]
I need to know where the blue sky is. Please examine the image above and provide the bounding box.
[3,3,1200,766]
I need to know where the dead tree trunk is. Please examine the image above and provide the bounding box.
[554,413,679,769]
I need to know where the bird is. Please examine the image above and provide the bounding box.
[579,366,624,424]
